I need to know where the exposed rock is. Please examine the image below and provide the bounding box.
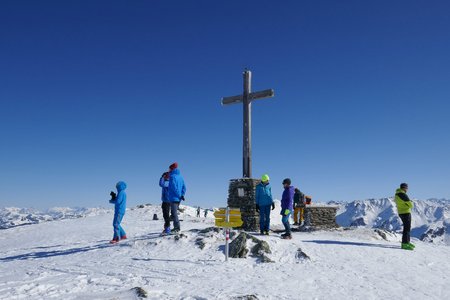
[174,233,187,241]
[131,286,148,298]
[152,214,158,220]
[421,226,446,242]
[259,254,274,263]
[199,227,220,234]
[229,232,272,262]
[232,295,259,300]
[195,238,206,250]
[229,232,250,258]
[295,248,310,262]
[137,204,145,209]
[251,240,271,256]
[375,228,388,240]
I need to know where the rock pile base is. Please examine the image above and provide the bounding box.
[227,178,261,231]
[301,205,339,230]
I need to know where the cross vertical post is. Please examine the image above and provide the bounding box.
[243,70,251,178]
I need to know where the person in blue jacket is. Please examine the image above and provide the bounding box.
[168,162,186,232]
[109,181,127,244]
[280,178,294,239]
[255,174,275,235]
[159,171,171,235]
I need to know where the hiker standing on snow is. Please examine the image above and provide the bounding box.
[159,171,171,235]
[281,178,294,239]
[168,162,186,232]
[293,188,305,226]
[197,206,201,218]
[109,181,127,244]
[395,183,415,250]
[255,174,275,235]
[204,209,208,218]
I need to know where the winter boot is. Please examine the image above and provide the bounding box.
[264,231,269,235]
[110,237,119,244]
[281,234,292,240]
[401,243,414,250]
[408,242,415,249]
[161,227,171,236]
[120,235,127,240]
[260,230,265,235]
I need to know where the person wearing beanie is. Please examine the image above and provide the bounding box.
[109,181,127,244]
[255,174,275,235]
[281,178,294,239]
[395,183,415,250]
[168,162,186,232]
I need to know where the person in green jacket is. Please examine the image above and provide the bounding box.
[395,183,415,250]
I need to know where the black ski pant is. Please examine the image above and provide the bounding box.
[162,202,171,229]
[399,213,411,244]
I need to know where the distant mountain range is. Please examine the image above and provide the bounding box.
[331,198,450,245]
[0,207,111,229]
[2,198,449,245]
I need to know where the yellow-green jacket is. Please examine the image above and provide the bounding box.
[395,188,414,214]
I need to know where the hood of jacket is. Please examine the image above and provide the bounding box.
[116,181,127,192]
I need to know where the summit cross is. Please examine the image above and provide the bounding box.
[221,70,275,178]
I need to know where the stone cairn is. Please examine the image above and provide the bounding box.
[227,178,261,232]
[302,205,339,230]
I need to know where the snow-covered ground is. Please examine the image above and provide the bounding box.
[1,204,449,299]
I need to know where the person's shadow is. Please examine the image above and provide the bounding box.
[0,241,111,262]
[0,232,163,263]
[303,240,400,249]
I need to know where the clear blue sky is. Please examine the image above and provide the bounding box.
[1,0,449,209]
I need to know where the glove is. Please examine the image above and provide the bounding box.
[180,195,185,201]
[255,204,260,213]
[110,191,117,200]
[271,203,275,210]
[284,209,290,216]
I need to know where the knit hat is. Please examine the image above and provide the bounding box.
[400,183,408,189]
[169,162,178,170]
[282,178,291,185]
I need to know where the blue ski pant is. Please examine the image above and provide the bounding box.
[282,213,291,235]
[259,205,271,232]
[113,212,126,239]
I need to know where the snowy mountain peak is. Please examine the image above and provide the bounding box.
[334,198,450,245]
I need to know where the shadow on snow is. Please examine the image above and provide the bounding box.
[303,240,400,249]
[0,232,162,262]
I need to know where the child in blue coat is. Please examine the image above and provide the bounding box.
[109,181,127,244]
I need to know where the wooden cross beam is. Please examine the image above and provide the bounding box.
[221,70,275,178]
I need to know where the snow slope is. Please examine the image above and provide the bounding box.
[334,198,450,245]
[0,204,449,299]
